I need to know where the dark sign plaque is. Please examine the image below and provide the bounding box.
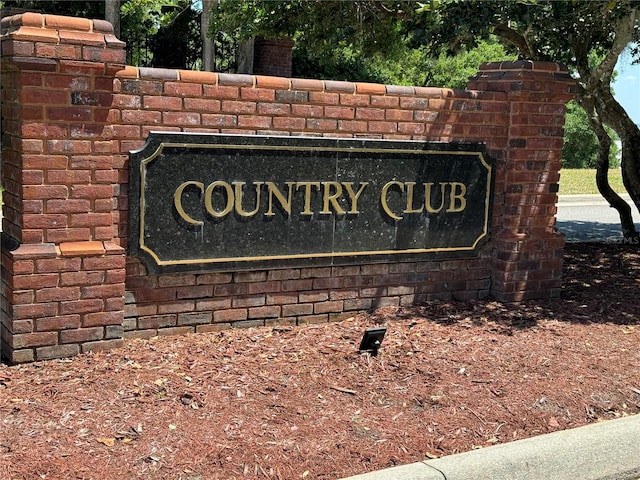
[129,133,493,273]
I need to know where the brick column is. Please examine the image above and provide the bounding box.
[468,61,576,301]
[253,37,294,77]
[1,13,126,363]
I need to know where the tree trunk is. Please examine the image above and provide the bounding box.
[577,94,638,238]
[202,0,216,71]
[105,0,121,38]
[591,82,640,238]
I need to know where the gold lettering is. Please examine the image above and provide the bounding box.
[265,181,294,217]
[295,182,320,216]
[204,181,233,218]
[403,182,424,214]
[320,181,345,215]
[173,181,204,226]
[342,182,369,214]
[425,182,446,213]
[447,182,467,212]
[232,181,263,217]
[380,181,404,221]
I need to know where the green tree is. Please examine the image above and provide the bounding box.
[563,101,621,169]
[1,0,104,18]
[419,0,640,238]
[212,0,640,238]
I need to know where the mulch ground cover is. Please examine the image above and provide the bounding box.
[1,242,639,479]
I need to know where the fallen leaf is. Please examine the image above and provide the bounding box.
[96,437,116,447]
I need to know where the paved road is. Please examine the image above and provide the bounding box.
[556,194,640,242]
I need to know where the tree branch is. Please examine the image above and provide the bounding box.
[492,22,539,59]
[588,2,638,89]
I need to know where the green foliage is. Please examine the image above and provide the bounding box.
[120,0,180,37]
[148,1,202,69]
[563,101,621,169]
[212,1,417,59]
[120,0,201,69]
[292,36,512,87]
[422,38,515,88]
[1,0,103,17]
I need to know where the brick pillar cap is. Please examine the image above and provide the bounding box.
[479,60,569,73]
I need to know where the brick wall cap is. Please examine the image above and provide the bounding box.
[104,34,125,49]
[9,243,58,260]
[479,60,568,73]
[218,72,254,86]
[91,19,114,34]
[290,78,324,91]
[139,66,178,81]
[355,82,386,95]
[45,14,92,32]
[1,12,44,30]
[59,241,106,256]
[324,80,356,93]
[116,65,139,79]
[255,75,290,90]
[59,29,106,47]
[103,241,125,254]
[179,70,218,84]
[5,25,59,43]
[385,85,414,96]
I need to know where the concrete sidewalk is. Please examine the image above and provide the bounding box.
[341,414,640,480]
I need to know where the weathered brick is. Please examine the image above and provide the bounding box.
[60,327,104,343]
[81,339,124,353]
[35,315,81,331]
[233,295,266,308]
[248,305,280,319]
[36,344,80,361]
[12,332,58,349]
[196,298,232,311]
[60,271,104,286]
[314,300,343,314]
[282,304,313,317]
[83,311,123,327]
[213,309,248,322]
[158,301,195,314]
[266,293,298,305]
[138,314,177,329]
[105,325,124,339]
[177,312,212,326]
[35,286,80,303]
[177,285,213,299]
[230,319,265,329]
[299,291,329,303]
[13,303,58,320]
[7,349,35,364]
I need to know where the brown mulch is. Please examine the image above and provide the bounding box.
[1,242,640,480]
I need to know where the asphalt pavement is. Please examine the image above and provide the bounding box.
[556,194,639,242]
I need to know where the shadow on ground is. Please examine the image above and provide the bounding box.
[556,220,625,243]
[367,242,640,332]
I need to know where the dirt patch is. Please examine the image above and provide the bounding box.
[1,242,639,480]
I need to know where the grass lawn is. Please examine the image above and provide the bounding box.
[559,168,627,195]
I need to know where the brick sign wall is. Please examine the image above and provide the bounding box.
[0,13,575,363]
